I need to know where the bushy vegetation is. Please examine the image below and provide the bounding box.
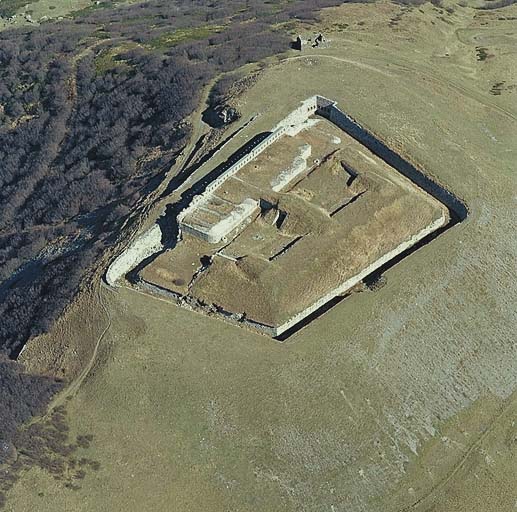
[0,356,62,443]
[0,0,306,358]
[0,403,101,508]
[0,0,27,18]
[0,0,348,486]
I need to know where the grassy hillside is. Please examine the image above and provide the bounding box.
[6,0,517,510]
[0,0,346,501]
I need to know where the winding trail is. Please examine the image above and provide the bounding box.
[399,395,514,511]
[45,284,112,416]
[115,75,218,243]
[45,75,221,412]
[282,53,517,124]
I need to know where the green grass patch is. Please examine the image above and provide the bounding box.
[93,29,112,39]
[0,0,28,17]
[94,44,137,75]
[147,25,225,51]
[69,0,114,18]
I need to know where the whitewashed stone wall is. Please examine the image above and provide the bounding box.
[105,224,163,286]
[177,126,287,228]
[177,95,335,232]
[271,143,312,192]
[182,198,260,243]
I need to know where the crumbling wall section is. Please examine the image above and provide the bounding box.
[318,101,468,220]
[271,144,312,192]
[182,198,260,243]
[177,96,328,232]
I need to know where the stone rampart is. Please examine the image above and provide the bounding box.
[177,126,287,229]
[105,224,163,286]
[274,212,448,336]
[182,198,260,243]
[271,143,312,192]
[275,96,318,135]
[318,102,467,220]
[108,94,462,337]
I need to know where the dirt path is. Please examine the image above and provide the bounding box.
[283,52,517,123]
[399,394,515,511]
[44,283,112,416]
[114,76,217,243]
[45,76,218,409]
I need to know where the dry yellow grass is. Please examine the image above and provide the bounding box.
[9,2,517,511]
[145,121,445,327]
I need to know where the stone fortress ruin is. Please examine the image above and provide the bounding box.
[108,95,465,339]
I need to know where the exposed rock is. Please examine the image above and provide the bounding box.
[202,104,240,129]
[0,440,17,466]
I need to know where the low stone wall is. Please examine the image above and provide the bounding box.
[105,224,163,286]
[242,318,276,336]
[319,102,467,219]
[137,213,447,338]
[139,279,185,304]
[271,143,311,192]
[183,198,260,243]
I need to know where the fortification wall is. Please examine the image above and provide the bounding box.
[177,96,332,229]
[275,96,318,135]
[182,198,260,243]
[177,126,286,228]
[271,143,312,192]
[137,212,447,336]
[107,94,460,338]
[105,224,163,286]
[315,95,336,109]
[319,103,468,219]
[274,211,448,336]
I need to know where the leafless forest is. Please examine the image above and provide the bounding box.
[0,0,349,471]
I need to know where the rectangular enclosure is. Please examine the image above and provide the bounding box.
[140,96,450,337]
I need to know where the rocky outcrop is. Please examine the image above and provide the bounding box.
[202,104,240,129]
